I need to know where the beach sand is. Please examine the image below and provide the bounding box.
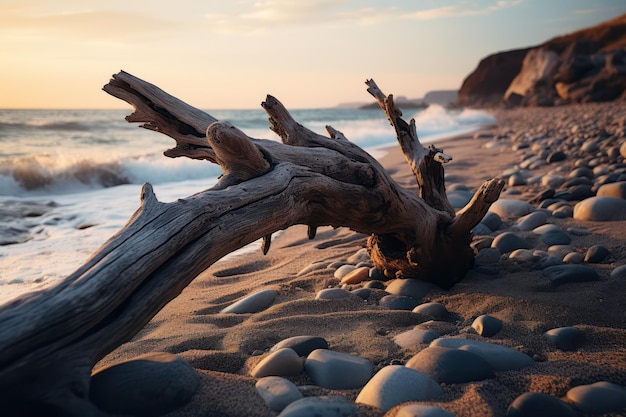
[95,103,626,417]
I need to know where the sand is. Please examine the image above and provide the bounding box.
[95,103,626,417]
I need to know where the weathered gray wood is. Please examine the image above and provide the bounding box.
[0,71,503,415]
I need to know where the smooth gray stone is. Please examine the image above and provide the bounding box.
[256,376,303,412]
[567,381,626,414]
[393,329,440,348]
[552,205,573,218]
[369,267,386,280]
[574,196,626,221]
[508,173,526,186]
[540,229,571,246]
[489,199,534,218]
[430,338,534,371]
[472,222,493,236]
[569,167,594,179]
[412,302,449,320]
[365,280,386,289]
[611,264,626,279]
[220,289,277,314]
[251,348,303,378]
[507,392,578,417]
[386,279,435,300]
[277,396,357,417]
[304,349,372,390]
[546,151,567,164]
[406,346,493,383]
[472,314,503,337]
[563,252,584,264]
[517,211,548,231]
[543,326,583,351]
[380,294,420,310]
[355,365,443,412]
[537,255,563,269]
[597,181,626,198]
[315,288,350,300]
[491,232,532,253]
[481,211,503,231]
[89,352,199,417]
[271,336,329,357]
[448,190,473,208]
[584,245,609,263]
[333,264,357,279]
[396,404,455,417]
[475,247,501,266]
[351,287,371,299]
[542,264,600,286]
[532,224,561,235]
[509,249,536,262]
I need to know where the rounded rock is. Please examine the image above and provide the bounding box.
[386,278,435,300]
[396,404,455,417]
[380,294,420,310]
[481,212,503,231]
[406,346,494,384]
[256,376,303,412]
[543,326,583,351]
[333,264,357,279]
[492,232,532,254]
[573,196,626,221]
[611,264,626,279]
[251,348,304,378]
[277,396,356,417]
[517,211,548,231]
[393,329,440,348]
[412,302,449,320]
[475,247,501,266]
[340,266,370,285]
[431,338,534,371]
[220,289,277,314]
[507,392,578,417]
[489,199,534,218]
[566,381,626,414]
[540,229,571,246]
[542,264,600,286]
[271,336,329,357]
[315,288,350,300]
[304,349,373,390]
[89,352,200,417]
[597,181,626,199]
[355,365,443,412]
[563,252,584,264]
[472,314,503,337]
[584,245,609,263]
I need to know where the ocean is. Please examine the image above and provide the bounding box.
[0,105,495,304]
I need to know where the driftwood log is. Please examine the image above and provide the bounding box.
[0,71,504,415]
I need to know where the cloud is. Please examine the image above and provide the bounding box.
[405,0,523,21]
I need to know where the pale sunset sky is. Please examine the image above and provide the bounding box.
[1,0,625,109]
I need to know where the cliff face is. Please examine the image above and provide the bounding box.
[458,13,626,107]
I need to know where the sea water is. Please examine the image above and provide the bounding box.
[0,105,495,304]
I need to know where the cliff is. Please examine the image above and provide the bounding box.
[458,13,626,107]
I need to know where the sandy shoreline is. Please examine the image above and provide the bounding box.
[95,102,626,417]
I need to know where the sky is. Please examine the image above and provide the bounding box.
[1,0,625,109]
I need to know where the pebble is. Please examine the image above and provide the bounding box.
[546,151,567,164]
[369,267,387,281]
[364,280,386,289]
[448,190,473,208]
[315,288,350,300]
[220,289,277,314]
[385,279,434,300]
[412,302,450,320]
[540,229,571,246]
[405,346,494,383]
[566,381,626,414]
[517,211,548,231]
[475,247,501,266]
[567,226,592,236]
[347,248,371,264]
[277,396,357,417]
[489,199,534,218]
[508,173,526,186]
[430,338,534,371]
[380,295,420,310]
[542,264,600,286]
[547,245,572,258]
[472,314,503,337]
[509,249,536,262]
[271,336,329,357]
[491,232,532,253]
[396,404,455,417]
[304,349,373,390]
[541,174,566,187]
[532,224,561,235]
[472,222,493,235]
[552,205,573,218]
[355,365,443,412]
[507,392,578,417]
[340,266,370,284]
[563,252,584,264]
[596,181,626,198]
[351,287,371,299]
[89,352,199,416]
[584,245,609,263]
[537,255,563,269]
[543,326,584,351]
[393,329,440,348]
[611,264,626,279]
[481,212,503,231]
[255,376,303,412]
[333,264,357,279]
[251,348,303,378]
[573,196,626,221]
